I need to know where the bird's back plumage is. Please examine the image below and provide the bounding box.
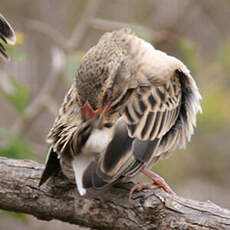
[40,28,201,195]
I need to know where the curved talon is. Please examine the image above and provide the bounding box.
[129,169,176,201]
[141,169,176,195]
[128,182,157,201]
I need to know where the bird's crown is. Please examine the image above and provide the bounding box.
[75,28,135,110]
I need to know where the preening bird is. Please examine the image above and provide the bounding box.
[0,13,16,61]
[39,28,202,198]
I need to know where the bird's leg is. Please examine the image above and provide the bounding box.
[129,169,175,201]
[141,168,176,195]
[128,182,157,201]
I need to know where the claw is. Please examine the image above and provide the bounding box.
[128,182,157,201]
[141,168,176,195]
[128,169,176,201]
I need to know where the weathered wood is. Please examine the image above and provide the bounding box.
[0,156,230,230]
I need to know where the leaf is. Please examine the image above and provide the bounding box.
[2,77,30,115]
[0,129,34,159]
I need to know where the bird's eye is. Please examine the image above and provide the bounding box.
[72,107,79,114]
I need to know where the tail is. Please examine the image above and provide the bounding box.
[39,147,61,187]
[0,13,16,61]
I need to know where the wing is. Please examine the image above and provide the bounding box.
[39,82,82,186]
[82,65,201,190]
[0,14,16,61]
[81,70,185,189]
[47,82,82,152]
[39,147,60,186]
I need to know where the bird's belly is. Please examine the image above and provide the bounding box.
[82,128,113,154]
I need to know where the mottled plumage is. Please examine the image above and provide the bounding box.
[0,14,15,61]
[39,28,202,197]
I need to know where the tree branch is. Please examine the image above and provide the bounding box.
[89,18,170,43]
[26,0,102,52]
[0,157,230,230]
[11,0,103,136]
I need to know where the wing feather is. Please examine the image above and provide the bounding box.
[0,14,16,61]
[87,72,183,187]
[123,75,182,142]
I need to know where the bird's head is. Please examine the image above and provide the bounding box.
[76,39,132,121]
[79,59,131,121]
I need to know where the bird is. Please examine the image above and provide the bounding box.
[0,13,16,61]
[39,28,202,198]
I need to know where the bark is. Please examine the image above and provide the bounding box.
[0,157,230,230]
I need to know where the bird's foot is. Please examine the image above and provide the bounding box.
[128,169,176,201]
[128,182,157,201]
[141,168,176,195]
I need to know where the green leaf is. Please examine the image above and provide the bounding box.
[3,77,30,115]
[0,129,34,159]
[177,38,200,72]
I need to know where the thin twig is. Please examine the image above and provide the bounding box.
[67,0,103,49]
[26,20,70,52]
[12,0,103,134]
[26,0,103,52]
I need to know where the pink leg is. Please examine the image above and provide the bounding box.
[129,169,175,201]
[128,182,157,201]
[141,168,175,195]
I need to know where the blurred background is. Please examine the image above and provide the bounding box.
[0,0,230,229]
